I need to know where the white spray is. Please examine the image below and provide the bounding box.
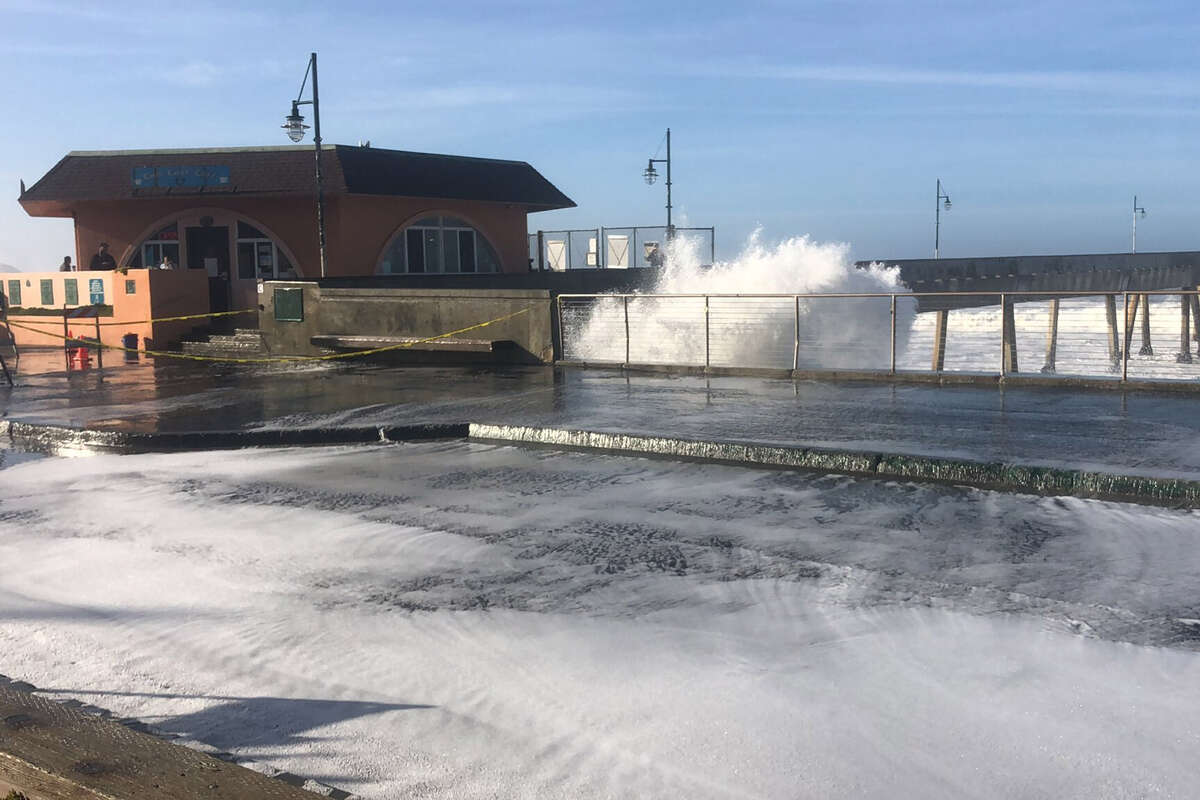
[567,227,914,370]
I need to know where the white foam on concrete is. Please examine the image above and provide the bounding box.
[1,443,1198,798]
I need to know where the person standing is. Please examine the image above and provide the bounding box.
[58,256,74,272]
[158,254,175,270]
[89,242,116,271]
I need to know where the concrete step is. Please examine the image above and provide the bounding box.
[180,341,266,356]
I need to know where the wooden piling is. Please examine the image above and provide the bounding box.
[931,308,949,372]
[1140,293,1154,355]
[1190,293,1200,349]
[1041,298,1059,374]
[1123,294,1140,356]
[1002,296,1018,374]
[1105,295,1121,362]
[1178,293,1193,364]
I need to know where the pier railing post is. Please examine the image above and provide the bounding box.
[889,294,897,374]
[704,295,711,370]
[623,295,630,367]
[555,295,564,362]
[793,296,800,371]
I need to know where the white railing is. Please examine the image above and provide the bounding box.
[557,291,1200,383]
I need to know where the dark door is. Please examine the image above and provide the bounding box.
[186,226,230,313]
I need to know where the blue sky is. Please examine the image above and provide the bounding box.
[2,0,1198,269]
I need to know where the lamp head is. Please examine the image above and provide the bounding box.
[283,102,309,143]
[1138,208,1147,219]
[943,197,952,211]
[643,160,658,185]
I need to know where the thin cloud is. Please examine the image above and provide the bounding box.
[160,61,223,88]
[694,63,1200,98]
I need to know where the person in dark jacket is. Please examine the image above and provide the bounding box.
[89,242,116,271]
[58,256,74,272]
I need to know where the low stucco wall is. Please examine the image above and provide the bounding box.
[259,282,553,363]
[2,268,211,350]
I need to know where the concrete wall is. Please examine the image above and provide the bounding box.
[260,282,553,363]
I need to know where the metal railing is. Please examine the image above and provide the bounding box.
[529,226,715,271]
[557,290,1200,384]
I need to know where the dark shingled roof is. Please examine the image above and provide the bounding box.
[19,145,575,213]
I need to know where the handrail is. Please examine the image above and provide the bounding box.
[556,290,1200,300]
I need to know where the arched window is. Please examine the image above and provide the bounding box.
[235,221,295,280]
[128,222,180,268]
[378,215,501,274]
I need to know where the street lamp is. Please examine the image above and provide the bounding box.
[1132,195,1147,253]
[643,128,673,240]
[934,178,952,259]
[282,51,327,278]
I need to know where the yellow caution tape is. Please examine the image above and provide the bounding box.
[10,308,257,327]
[6,306,533,365]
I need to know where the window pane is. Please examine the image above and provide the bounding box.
[423,229,441,272]
[237,221,266,239]
[477,235,500,273]
[406,228,425,273]
[155,222,179,240]
[7,280,21,306]
[442,216,469,228]
[163,243,179,265]
[443,230,460,273]
[277,248,295,277]
[64,278,78,305]
[257,242,275,278]
[40,279,54,305]
[237,242,256,279]
[413,216,438,227]
[459,230,476,273]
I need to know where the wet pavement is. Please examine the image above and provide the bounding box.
[3,347,1200,478]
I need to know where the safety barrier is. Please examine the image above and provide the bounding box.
[558,290,1200,385]
[4,306,532,367]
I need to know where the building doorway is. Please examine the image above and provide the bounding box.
[186,225,230,313]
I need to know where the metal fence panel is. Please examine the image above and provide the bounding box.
[558,291,1200,386]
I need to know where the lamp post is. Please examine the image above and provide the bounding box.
[934,178,951,259]
[1132,195,1146,253]
[642,128,673,241]
[281,52,327,278]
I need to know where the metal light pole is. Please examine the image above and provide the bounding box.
[934,178,952,259]
[282,52,327,278]
[1132,195,1146,253]
[643,128,674,240]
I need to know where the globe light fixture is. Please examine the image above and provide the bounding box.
[282,102,309,143]
[643,160,658,185]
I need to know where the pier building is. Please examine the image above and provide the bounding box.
[18,144,576,315]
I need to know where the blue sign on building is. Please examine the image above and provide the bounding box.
[131,166,231,189]
[88,278,105,305]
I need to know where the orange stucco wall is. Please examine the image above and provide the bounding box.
[71,194,531,284]
[3,269,210,351]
